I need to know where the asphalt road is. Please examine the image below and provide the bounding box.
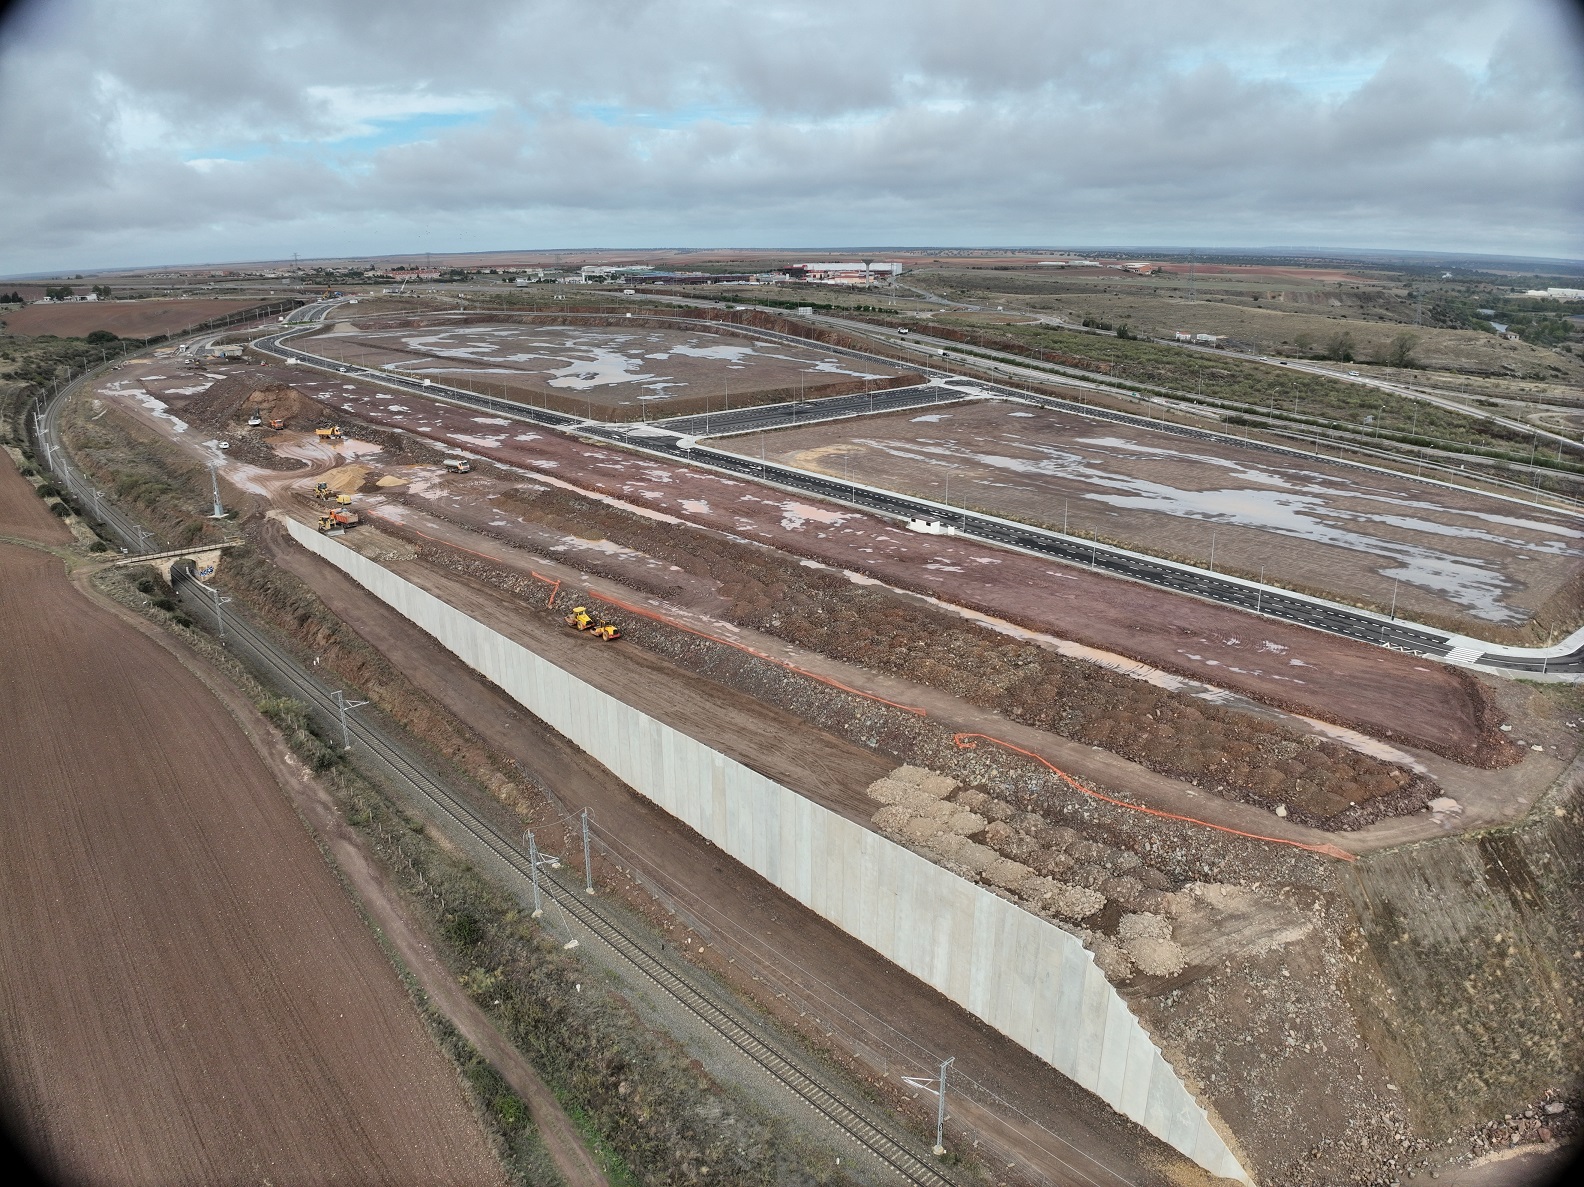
[251,307,1584,677]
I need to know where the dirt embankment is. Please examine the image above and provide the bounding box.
[410,483,1443,829]
[0,543,501,1183]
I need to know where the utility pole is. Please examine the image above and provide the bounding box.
[1208,528,1216,572]
[932,1056,954,1156]
[581,808,595,894]
[1388,578,1400,620]
[332,689,369,750]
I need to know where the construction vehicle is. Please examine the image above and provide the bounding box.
[315,509,359,535]
[564,605,621,641]
[443,458,472,473]
[267,418,286,430]
[313,481,333,499]
[315,425,344,441]
[246,412,262,427]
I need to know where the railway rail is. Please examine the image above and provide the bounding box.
[168,568,957,1187]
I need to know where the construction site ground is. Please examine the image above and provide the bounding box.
[0,451,503,1185]
[308,316,913,419]
[83,355,1584,1184]
[726,399,1584,633]
[135,357,1508,763]
[250,514,1202,1187]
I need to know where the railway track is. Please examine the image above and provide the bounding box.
[169,569,956,1187]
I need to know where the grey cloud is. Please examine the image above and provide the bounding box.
[1,0,1580,272]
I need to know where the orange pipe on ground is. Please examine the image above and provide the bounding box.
[951,732,1356,862]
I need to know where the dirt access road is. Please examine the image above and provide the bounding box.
[0,454,502,1185]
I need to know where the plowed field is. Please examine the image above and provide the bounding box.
[4,298,267,339]
[0,463,500,1183]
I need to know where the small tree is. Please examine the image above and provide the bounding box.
[1324,331,1356,362]
[1385,332,1418,369]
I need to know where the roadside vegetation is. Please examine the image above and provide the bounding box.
[923,317,1584,477]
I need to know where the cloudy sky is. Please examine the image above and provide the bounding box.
[1,0,1581,275]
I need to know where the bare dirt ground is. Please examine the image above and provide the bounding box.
[0,450,70,546]
[730,399,1584,631]
[69,374,1575,1186]
[90,356,1503,762]
[255,518,1200,1187]
[2,298,268,339]
[0,507,501,1180]
[308,317,910,420]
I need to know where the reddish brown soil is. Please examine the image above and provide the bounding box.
[258,521,1187,1187]
[0,541,502,1182]
[0,451,70,545]
[249,367,1497,761]
[4,298,267,339]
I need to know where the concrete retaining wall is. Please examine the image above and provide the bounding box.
[284,516,1251,1183]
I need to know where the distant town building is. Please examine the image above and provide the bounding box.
[1173,330,1192,341]
[779,262,903,285]
[1520,287,1584,300]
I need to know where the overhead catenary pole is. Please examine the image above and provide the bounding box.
[331,689,369,750]
[581,808,595,894]
[527,830,545,917]
[932,1056,954,1156]
[202,583,232,640]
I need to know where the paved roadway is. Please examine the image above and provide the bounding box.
[252,306,1584,677]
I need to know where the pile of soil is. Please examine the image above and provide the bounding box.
[183,375,328,433]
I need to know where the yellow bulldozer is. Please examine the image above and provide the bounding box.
[312,481,354,505]
[564,605,620,641]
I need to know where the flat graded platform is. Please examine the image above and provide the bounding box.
[3,298,269,339]
[727,400,1584,632]
[308,318,906,417]
[0,463,499,1183]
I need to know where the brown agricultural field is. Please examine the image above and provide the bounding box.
[2,297,270,340]
[0,458,501,1184]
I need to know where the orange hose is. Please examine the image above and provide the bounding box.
[951,733,1357,862]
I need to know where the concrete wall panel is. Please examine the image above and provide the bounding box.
[284,518,1250,1184]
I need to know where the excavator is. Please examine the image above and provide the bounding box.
[315,509,359,535]
[564,605,621,641]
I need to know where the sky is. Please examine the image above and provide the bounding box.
[1,0,1581,275]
